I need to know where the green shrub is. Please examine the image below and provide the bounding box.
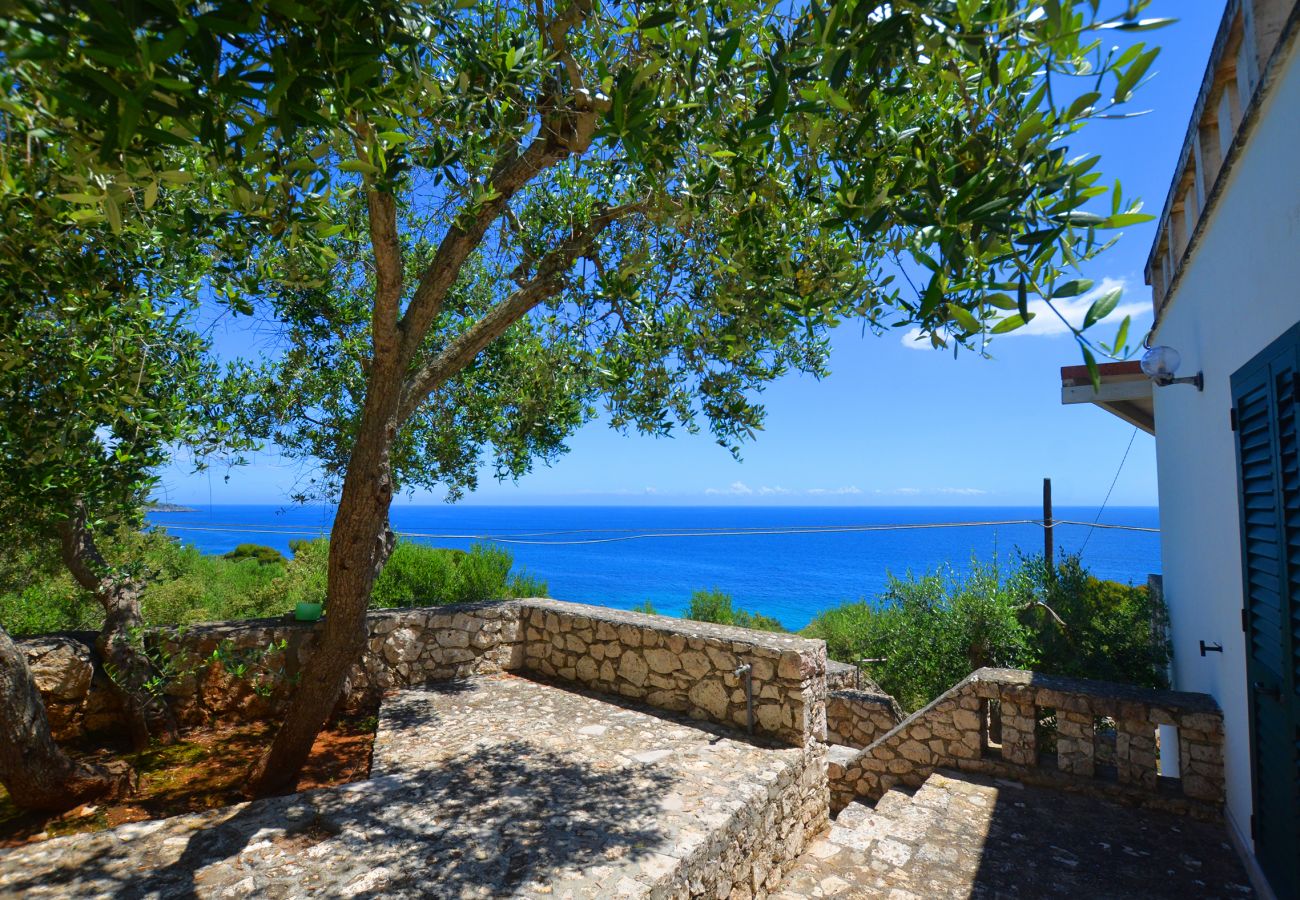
[1015,553,1169,690]
[631,600,659,615]
[371,542,456,606]
[243,538,331,613]
[801,553,1169,713]
[0,531,546,635]
[222,544,287,566]
[683,588,786,632]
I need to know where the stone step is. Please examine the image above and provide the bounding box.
[774,767,1255,899]
[833,800,875,829]
[868,786,916,818]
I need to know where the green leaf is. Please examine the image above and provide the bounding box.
[1098,18,1177,32]
[637,10,677,30]
[1051,278,1094,298]
[1113,47,1159,103]
[1055,211,1105,226]
[1099,211,1154,228]
[1065,91,1100,120]
[104,194,122,234]
[985,293,1018,311]
[947,305,981,334]
[1014,228,1060,246]
[1083,287,1122,329]
[338,160,379,175]
[991,313,1033,334]
[1112,315,1131,353]
[1082,344,1100,389]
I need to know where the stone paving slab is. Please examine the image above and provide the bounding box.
[775,768,1255,899]
[0,674,816,899]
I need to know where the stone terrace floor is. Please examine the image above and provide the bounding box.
[775,769,1255,899]
[0,674,808,899]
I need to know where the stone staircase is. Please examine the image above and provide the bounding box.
[775,768,1255,899]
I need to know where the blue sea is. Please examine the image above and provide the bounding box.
[145,505,1160,631]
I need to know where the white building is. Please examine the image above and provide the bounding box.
[1063,1,1299,896]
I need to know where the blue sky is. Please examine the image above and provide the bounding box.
[155,1,1227,509]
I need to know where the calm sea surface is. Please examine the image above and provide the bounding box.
[145,505,1160,631]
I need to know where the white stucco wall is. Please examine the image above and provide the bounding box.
[1151,38,1300,847]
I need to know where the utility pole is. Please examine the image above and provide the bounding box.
[1043,477,1054,564]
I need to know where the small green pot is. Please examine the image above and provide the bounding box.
[294,602,323,622]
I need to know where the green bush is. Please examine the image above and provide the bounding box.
[222,544,287,566]
[0,543,102,634]
[801,553,1169,713]
[1016,553,1169,690]
[0,531,545,636]
[683,588,786,632]
[803,557,1033,712]
[251,538,547,610]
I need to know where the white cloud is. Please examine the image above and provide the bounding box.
[901,277,1148,348]
[758,485,793,496]
[937,487,988,496]
[705,481,754,496]
[807,486,863,496]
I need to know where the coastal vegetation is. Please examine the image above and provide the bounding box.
[803,554,1170,712]
[683,589,787,633]
[0,536,545,637]
[641,554,1167,715]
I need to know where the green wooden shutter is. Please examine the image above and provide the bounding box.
[1232,321,1300,899]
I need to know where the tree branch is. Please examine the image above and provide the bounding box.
[396,201,642,422]
[365,189,403,368]
[395,1,605,366]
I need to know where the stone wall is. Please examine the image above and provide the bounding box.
[829,667,1226,821]
[19,598,830,747]
[697,744,830,899]
[520,599,828,746]
[825,688,901,749]
[20,602,523,739]
[825,659,858,691]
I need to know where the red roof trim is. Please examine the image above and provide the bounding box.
[1059,361,1144,382]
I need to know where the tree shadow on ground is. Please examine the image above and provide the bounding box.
[2,736,678,898]
[967,775,1253,898]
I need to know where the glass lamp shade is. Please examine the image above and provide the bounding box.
[1140,345,1181,381]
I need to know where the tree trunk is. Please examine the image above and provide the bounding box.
[0,624,134,811]
[247,384,401,796]
[58,506,177,750]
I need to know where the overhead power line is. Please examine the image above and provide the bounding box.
[1080,426,1140,554]
[147,517,1158,546]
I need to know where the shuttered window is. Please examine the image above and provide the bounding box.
[1231,320,1300,898]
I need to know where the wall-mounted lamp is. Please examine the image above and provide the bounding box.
[1141,345,1203,391]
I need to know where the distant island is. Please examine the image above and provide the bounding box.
[147,502,198,513]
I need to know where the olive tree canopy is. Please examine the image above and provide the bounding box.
[0,0,1168,792]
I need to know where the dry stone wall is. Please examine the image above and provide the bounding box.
[521,598,828,746]
[825,688,902,749]
[20,602,524,738]
[829,667,1226,821]
[19,598,831,747]
[698,744,830,899]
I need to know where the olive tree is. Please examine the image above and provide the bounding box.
[0,38,253,808]
[1,0,1168,795]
